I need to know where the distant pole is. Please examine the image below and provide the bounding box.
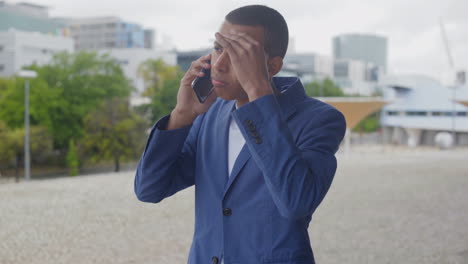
[439,17,457,145]
[24,79,31,181]
[452,86,456,143]
[344,128,351,155]
[17,70,37,181]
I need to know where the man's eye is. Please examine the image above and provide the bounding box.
[213,46,222,52]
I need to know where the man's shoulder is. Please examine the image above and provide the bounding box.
[273,76,342,117]
[301,96,340,114]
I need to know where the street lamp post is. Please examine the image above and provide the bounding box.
[17,70,37,181]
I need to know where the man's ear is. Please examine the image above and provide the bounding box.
[267,57,283,78]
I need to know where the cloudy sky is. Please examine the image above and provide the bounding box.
[13,0,468,83]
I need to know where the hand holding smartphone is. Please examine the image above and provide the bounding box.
[191,61,214,103]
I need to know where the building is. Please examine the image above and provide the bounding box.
[380,75,468,146]
[279,53,334,84]
[0,1,73,77]
[0,30,73,77]
[67,17,155,51]
[0,1,66,34]
[176,48,212,72]
[332,59,379,96]
[331,33,388,96]
[144,29,155,50]
[333,33,388,73]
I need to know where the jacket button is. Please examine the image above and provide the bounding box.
[244,119,253,126]
[212,256,219,264]
[255,138,263,144]
[223,208,232,216]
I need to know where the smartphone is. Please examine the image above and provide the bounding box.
[191,65,214,103]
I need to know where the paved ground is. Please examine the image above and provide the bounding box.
[1,146,467,264]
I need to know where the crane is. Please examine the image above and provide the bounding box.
[439,17,457,146]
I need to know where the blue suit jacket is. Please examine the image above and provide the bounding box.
[135,77,346,264]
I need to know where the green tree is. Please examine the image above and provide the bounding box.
[82,98,148,172]
[0,52,132,152]
[0,124,52,179]
[138,59,184,122]
[0,77,56,131]
[138,59,180,96]
[27,51,134,150]
[0,121,15,171]
[305,78,345,97]
[353,112,381,133]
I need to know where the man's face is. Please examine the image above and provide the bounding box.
[211,21,267,102]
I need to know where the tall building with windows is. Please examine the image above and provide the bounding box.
[333,33,388,73]
[0,1,67,34]
[67,17,155,51]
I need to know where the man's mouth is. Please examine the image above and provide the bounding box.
[212,78,227,87]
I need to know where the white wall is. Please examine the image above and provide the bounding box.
[0,30,74,77]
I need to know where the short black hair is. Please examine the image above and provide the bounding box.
[225,5,289,58]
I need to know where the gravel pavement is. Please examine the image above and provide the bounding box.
[1,146,467,264]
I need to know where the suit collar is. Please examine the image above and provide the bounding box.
[273,76,307,120]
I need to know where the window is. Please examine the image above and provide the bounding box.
[456,112,467,117]
[386,111,399,116]
[0,45,3,52]
[405,111,427,116]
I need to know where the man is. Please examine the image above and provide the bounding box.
[135,5,346,264]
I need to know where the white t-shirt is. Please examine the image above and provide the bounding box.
[228,111,246,175]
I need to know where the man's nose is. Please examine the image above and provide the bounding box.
[212,52,229,73]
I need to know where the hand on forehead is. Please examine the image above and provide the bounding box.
[218,21,265,45]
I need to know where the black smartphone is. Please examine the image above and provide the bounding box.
[191,65,214,103]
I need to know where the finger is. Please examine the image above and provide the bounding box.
[182,66,206,85]
[215,32,245,56]
[198,53,211,63]
[190,68,206,78]
[189,60,210,74]
[214,32,233,51]
[223,32,260,52]
[233,32,260,47]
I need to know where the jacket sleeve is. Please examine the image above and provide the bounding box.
[134,114,204,203]
[231,94,346,219]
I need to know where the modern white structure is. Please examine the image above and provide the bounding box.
[66,17,155,51]
[99,48,177,106]
[380,75,468,146]
[0,29,73,77]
